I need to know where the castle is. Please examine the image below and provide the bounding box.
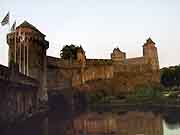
[6,21,160,98]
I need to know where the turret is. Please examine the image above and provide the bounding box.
[143,38,159,70]
[76,46,86,65]
[7,21,49,100]
[111,47,126,62]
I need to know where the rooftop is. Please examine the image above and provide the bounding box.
[146,37,155,44]
[16,21,45,36]
[143,37,155,47]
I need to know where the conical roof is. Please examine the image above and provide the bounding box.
[113,47,124,53]
[17,21,44,36]
[143,37,155,47]
[146,37,155,44]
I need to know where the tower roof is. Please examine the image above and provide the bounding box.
[17,21,45,36]
[146,37,155,44]
[113,47,124,53]
[143,37,155,47]
[77,46,85,53]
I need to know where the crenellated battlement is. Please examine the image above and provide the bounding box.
[86,59,113,65]
[7,31,49,49]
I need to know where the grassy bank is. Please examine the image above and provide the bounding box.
[86,85,180,109]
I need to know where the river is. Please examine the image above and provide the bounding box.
[1,110,180,135]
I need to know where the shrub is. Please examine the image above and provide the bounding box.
[127,85,163,102]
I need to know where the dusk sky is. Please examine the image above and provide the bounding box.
[1,0,180,68]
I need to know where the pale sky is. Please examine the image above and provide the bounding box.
[1,0,180,68]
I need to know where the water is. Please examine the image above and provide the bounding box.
[1,110,180,135]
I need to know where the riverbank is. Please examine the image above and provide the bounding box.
[85,84,180,111]
[88,98,180,113]
[89,102,180,109]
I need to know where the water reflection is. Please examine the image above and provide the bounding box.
[2,110,180,135]
[73,111,163,135]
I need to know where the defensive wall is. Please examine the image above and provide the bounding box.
[0,64,39,122]
[46,40,160,92]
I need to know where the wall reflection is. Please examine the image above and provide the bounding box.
[2,111,165,135]
[73,111,163,135]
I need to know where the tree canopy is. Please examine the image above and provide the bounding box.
[161,65,180,89]
[60,44,83,60]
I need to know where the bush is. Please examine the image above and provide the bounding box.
[127,85,163,102]
[136,88,161,98]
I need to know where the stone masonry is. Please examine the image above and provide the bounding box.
[0,64,39,122]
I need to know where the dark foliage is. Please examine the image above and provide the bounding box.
[60,44,82,60]
[161,65,180,88]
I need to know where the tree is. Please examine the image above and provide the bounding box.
[60,44,83,60]
[161,67,175,88]
[60,44,76,60]
[175,65,180,88]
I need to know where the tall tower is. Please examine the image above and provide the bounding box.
[143,38,159,70]
[7,21,49,100]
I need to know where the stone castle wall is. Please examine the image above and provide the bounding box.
[46,57,114,89]
[46,53,160,92]
[0,64,39,86]
[46,55,159,90]
[0,64,39,122]
[82,63,114,84]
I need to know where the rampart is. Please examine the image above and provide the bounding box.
[0,64,39,86]
[46,46,160,93]
[0,64,39,122]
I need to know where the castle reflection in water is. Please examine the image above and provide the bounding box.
[5,110,179,135]
[72,111,163,135]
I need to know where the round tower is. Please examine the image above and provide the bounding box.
[7,21,49,100]
[76,46,86,65]
[111,47,126,62]
[76,46,86,85]
[143,38,159,70]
